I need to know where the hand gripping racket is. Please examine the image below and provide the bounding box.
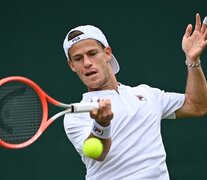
[0,76,98,149]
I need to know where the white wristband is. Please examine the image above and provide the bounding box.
[91,121,111,139]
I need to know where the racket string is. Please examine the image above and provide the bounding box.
[0,82,43,144]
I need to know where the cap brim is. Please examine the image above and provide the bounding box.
[110,54,120,74]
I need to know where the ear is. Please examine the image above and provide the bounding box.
[105,47,112,62]
[67,60,76,72]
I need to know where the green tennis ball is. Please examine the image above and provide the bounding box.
[82,137,103,159]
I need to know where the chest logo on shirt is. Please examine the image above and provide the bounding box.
[136,95,147,101]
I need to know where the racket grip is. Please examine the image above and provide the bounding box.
[71,102,99,112]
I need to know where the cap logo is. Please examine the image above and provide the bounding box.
[71,36,81,43]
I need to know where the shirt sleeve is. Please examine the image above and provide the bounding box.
[159,91,185,119]
[133,84,185,119]
[63,113,93,155]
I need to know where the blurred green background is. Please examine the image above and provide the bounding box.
[1,0,207,179]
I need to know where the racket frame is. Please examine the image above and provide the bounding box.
[0,76,73,149]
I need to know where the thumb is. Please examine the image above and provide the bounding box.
[183,24,193,39]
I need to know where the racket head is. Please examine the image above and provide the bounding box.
[0,76,48,149]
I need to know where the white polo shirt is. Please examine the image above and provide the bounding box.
[64,84,185,180]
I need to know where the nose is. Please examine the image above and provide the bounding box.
[83,55,92,68]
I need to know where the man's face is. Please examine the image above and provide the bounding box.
[68,39,113,91]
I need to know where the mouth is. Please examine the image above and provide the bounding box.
[85,71,97,77]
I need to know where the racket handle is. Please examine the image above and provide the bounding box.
[71,102,99,112]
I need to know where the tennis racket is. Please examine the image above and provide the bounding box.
[0,76,98,149]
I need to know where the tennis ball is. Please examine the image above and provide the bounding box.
[82,137,103,159]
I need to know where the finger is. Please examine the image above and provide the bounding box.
[203,16,207,25]
[98,98,111,106]
[195,13,201,32]
[98,99,111,114]
[90,108,98,119]
[183,24,193,39]
[201,16,207,34]
[102,99,111,108]
[100,99,114,121]
[98,98,105,110]
[98,99,113,118]
[93,99,107,119]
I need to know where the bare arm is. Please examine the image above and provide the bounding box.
[176,13,207,118]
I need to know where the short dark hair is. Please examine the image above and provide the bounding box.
[68,30,83,41]
[67,30,105,59]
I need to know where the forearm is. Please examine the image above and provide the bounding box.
[176,14,207,118]
[85,98,113,161]
[86,133,111,161]
[82,114,112,161]
[185,58,207,115]
[84,122,112,161]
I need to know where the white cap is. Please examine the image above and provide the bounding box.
[63,25,120,74]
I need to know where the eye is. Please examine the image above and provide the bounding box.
[72,56,82,61]
[88,50,98,56]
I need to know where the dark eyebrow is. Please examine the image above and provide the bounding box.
[88,49,98,52]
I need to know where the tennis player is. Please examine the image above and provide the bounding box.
[63,13,207,179]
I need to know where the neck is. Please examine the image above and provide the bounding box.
[87,74,118,92]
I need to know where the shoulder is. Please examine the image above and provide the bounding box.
[121,83,184,102]
[122,83,164,97]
